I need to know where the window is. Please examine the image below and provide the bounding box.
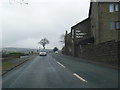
[76,36,83,38]
[116,22,120,29]
[110,22,115,29]
[109,4,114,12]
[76,30,81,33]
[109,4,119,12]
[110,21,120,30]
[115,4,119,11]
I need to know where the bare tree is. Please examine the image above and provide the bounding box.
[53,47,58,52]
[38,38,49,49]
[9,0,29,5]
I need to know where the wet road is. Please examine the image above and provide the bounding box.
[2,53,119,88]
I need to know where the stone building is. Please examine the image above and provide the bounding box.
[90,1,120,44]
[63,1,120,64]
[71,18,94,57]
[83,1,120,64]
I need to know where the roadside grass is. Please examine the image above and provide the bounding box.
[2,52,26,71]
[2,52,29,61]
[2,62,15,70]
[1,52,36,74]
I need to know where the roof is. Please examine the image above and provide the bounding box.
[71,18,90,29]
[88,2,92,18]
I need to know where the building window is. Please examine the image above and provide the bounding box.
[76,30,81,33]
[109,4,114,12]
[115,4,119,11]
[110,22,120,30]
[76,36,83,38]
[116,22,120,29]
[109,4,119,12]
[110,22,115,30]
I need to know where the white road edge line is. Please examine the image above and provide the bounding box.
[57,61,66,68]
[73,73,87,82]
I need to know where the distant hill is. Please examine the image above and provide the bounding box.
[1,47,53,53]
[2,47,38,53]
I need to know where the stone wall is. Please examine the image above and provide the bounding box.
[78,40,119,65]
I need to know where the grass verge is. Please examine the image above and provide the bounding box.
[2,62,15,70]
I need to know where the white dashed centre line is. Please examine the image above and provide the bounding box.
[57,61,66,68]
[73,73,87,82]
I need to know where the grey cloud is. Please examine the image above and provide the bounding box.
[2,0,90,49]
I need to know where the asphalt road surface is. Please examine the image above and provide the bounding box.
[2,53,119,88]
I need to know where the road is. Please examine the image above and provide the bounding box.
[2,53,119,88]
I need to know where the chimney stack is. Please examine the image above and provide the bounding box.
[66,30,68,35]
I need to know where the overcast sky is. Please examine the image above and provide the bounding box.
[1,0,90,49]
